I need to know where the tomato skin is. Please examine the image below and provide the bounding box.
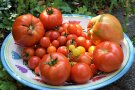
[57,46,69,56]
[84,40,93,51]
[51,31,60,41]
[12,14,45,47]
[57,36,67,46]
[75,36,86,46]
[47,46,57,54]
[35,47,46,58]
[39,53,71,86]
[67,34,77,41]
[52,40,60,48]
[67,24,77,35]
[39,8,62,30]
[21,47,35,61]
[40,37,51,48]
[71,63,93,84]
[90,64,97,76]
[77,53,92,65]
[66,39,77,47]
[93,41,124,72]
[28,56,41,70]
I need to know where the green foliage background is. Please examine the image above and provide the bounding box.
[0,0,135,89]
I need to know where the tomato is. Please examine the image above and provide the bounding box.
[39,8,62,30]
[28,56,41,70]
[45,30,52,38]
[39,53,71,85]
[75,36,86,46]
[68,45,75,52]
[47,46,57,53]
[12,14,45,47]
[35,47,46,58]
[77,53,92,65]
[52,40,60,48]
[67,23,77,35]
[67,34,77,41]
[93,41,124,72]
[62,22,69,32]
[57,46,69,56]
[88,45,96,57]
[87,14,124,45]
[72,48,81,57]
[40,37,51,48]
[90,64,97,76]
[66,39,77,47]
[21,47,35,61]
[71,63,93,84]
[61,31,68,36]
[51,31,60,41]
[57,36,67,46]
[84,40,93,51]
[76,46,86,54]
[34,66,39,75]
[57,26,65,34]
[75,24,83,36]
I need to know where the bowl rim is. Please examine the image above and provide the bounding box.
[1,14,134,90]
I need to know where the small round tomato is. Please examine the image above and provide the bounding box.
[35,47,46,58]
[75,36,86,46]
[21,47,35,61]
[88,45,96,57]
[39,8,62,30]
[67,23,77,35]
[71,63,93,84]
[39,53,71,85]
[57,26,65,34]
[51,31,60,41]
[57,36,67,46]
[84,40,93,51]
[68,45,75,52]
[62,22,69,32]
[28,56,41,70]
[40,37,50,48]
[61,31,68,36]
[90,64,97,76]
[34,66,39,75]
[66,39,77,47]
[57,46,69,56]
[67,34,77,41]
[93,41,124,72]
[76,46,86,54]
[72,48,81,57]
[47,46,57,53]
[52,40,60,48]
[77,53,92,65]
[45,30,52,38]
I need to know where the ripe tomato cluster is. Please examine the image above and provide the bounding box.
[12,7,124,86]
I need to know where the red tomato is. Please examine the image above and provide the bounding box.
[40,37,50,48]
[52,40,60,48]
[67,34,77,41]
[75,36,86,46]
[35,47,46,58]
[67,23,77,35]
[39,8,62,30]
[77,53,92,65]
[71,63,93,84]
[28,56,41,70]
[34,66,39,75]
[90,64,97,76]
[62,22,69,32]
[57,36,67,46]
[57,26,65,34]
[39,53,71,85]
[45,30,52,38]
[66,39,77,47]
[93,41,124,72]
[61,31,68,36]
[76,24,83,36]
[84,40,93,51]
[51,31,60,41]
[57,46,69,56]
[47,46,57,54]
[12,14,45,47]
[21,47,35,61]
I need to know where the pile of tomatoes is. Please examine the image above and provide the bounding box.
[12,7,124,86]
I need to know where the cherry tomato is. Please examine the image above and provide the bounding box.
[51,31,60,41]
[47,46,57,54]
[71,63,93,84]
[35,47,46,58]
[75,36,86,46]
[57,36,67,46]
[21,47,35,61]
[57,46,69,56]
[67,23,77,35]
[93,41,124,72]
[39,53,71,85]
[52,40,60,48]
[66,39,77,47]
[68,45,75,52]
[28,56,41,70]
[72,48,81,57]
[90,64,97,76]
[34,66,39,75]
[84,40,93,51]
[67,34,77,41]
[40,37,50,48]
[76,46,86,54]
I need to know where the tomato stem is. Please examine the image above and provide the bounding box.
[46,55,58,66]
[46,7,53,15]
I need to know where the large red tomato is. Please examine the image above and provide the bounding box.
[93,41,124,72]
[12,14,45,47]
[39,53,71,85]
[39,7,62,30]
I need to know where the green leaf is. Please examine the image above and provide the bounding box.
[0,81,17,90]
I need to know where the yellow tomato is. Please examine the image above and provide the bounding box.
[72,48,81,56]
[68,45,75,52]
[76,46,86,54]
[88,46,96,54]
